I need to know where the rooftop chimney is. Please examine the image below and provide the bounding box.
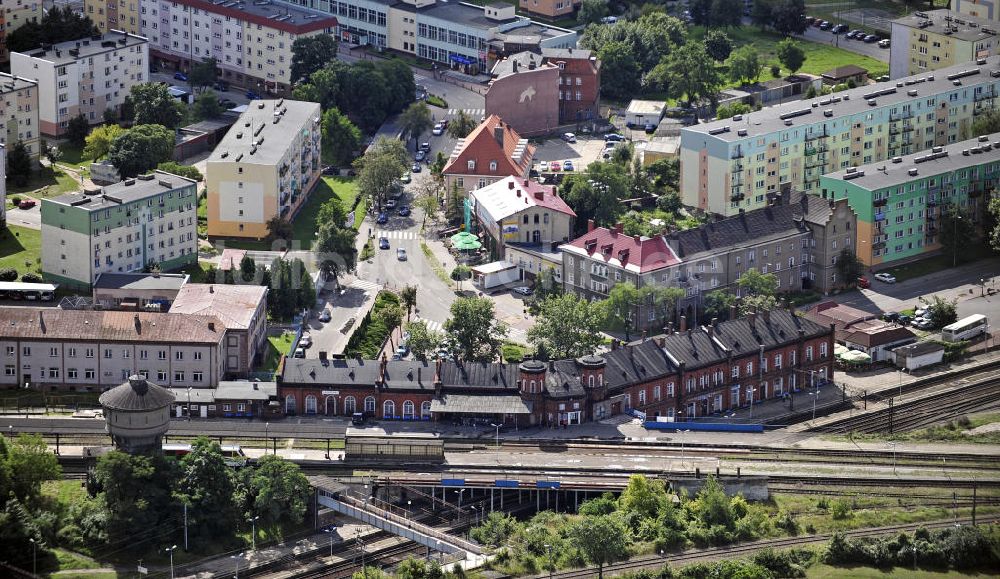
[494,124,504,147]
[679,315,687,333]
[508,180,515,189]
[587,219,595,232]
[632,234,640,243]
[763,309,771,324]
[613,222,623,235]
[209,285,214,293]
[534,190,544,200]
[748,311,756,325]
[208,322,215,331]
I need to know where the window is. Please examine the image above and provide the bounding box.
[820,342,828,358]
[806,346,814,361]
[667,382,674,397]
[774,354,782,369]
[746,361,754,375]
[365,396,376,413]
[402,400,415,418]
[157,371,167,381]
[175,351,184,361]
[158,350,167,360]
[731,366,739,378]
[383,400,396,418]
[193,372,203,382]
[49,347,58,357]
[638,389,646,405]
[174,371,185,382]
[4,365,14,376]
[103,348,112,359]
[653,385,661,400]
[86,369,96,380]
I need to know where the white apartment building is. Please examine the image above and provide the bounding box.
[0,144,6,230]
[206,99,321,239]
[0,307,227,391]
[0,73,40,160]
[140,0,337,94]
[41,171,199,290]
[10,30,148,136]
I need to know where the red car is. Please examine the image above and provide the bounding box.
[856,276,870,289]
[549,161,562,172]
[18,200,36,210]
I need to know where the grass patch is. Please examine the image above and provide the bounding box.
[420,242,452,286]
[807,563,997,579]
[290,177,359,246]
[177,260,219,284]
[360,237,375,261]
[826,413,1000,445]
[259,331,295,374]
[689,26,889,83]
[50,572,119,579]
[8,167,81,197]
[56,144,90,168]
[52,548,103,571]
[882,244,994,282]
[0,225,42,277]
[426,94,448,108]
[42,479,89,506]
[501,342,526,363]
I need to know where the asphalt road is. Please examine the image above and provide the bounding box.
[5,204,40,229]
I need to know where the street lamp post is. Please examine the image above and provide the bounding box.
[679,429,691,462]
[886,442,898,474]
[747,387,757,421]
[231,552,243,579]
[325,526,336,557]
[490,422,501,464]
[29,538,36,575]
[248,516,259,551]
[264,422,270,454]
[165,545,178,579]
[809,391,819,421]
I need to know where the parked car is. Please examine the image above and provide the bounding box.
[218,99,237,109]
[878,39,891,48]
[17,199,36,209]
[432,123,445,136]
[397,248,408,261]
[819,21,832,30]
[293,347,306,358]
[246,90,261,100]
[174,71,188,81]
[832,24,848,34]
[513,286,533,296]
[379,236,390,249]
[411,163,422,173]
[400,172,411,184]
[561,132,576,143]
[419,142,431,152]
[351,412,366,426]
[562,160,575,171]
[898,314,913,325]
[604,133,625,142]
[874,272,896,283]
[863,34,878,43]
[398,205,411,217]
[440,119,449,128]
[883,312,900,323]
[856,276,870,289]
[396,344,410,357]
[377,212,389,224]
[804,16,816,25]
[414,150,426,162]
[318,310,332,322]
[549,161,562,172]
[299,333,312,348]
[386,198,397,209]
[600,15,618,24]
[644,122,656,133]
[912,318,934,330]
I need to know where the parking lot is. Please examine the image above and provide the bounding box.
[531,135,613,175]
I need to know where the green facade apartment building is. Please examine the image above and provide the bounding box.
[41,171,199,289]
[680,56,1000,217]
[819,132,999,268]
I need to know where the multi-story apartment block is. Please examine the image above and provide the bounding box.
[561,194,856,331]
[41,171,199,290]
[953,0,999,25]
[819,132,999,269]
[542,47,600,124]
[0,144,5,230]
[86,0,141,35]
[0,0,41,62]
[443,115,535,199]
[205,99,322,239]
[11,30,148,136]
[517,0,579,19]
[680,55,1000,217]
[890,10,998,79]
[0,72,40,160]
[141,0,337,95]
[0,307,227,391]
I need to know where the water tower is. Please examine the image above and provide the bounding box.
[98,375,175,453]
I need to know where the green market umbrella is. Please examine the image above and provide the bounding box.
[450,231,482,250]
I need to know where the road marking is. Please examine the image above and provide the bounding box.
[374,230,416,240]
[412,317,444,332]
[447,108,485,116]
[349,279,382,293]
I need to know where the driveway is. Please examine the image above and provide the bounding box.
[5,203,40,230]
[532,135,608,174]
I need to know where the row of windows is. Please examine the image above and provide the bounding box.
[4,365,204,383]
[7,345,206,360]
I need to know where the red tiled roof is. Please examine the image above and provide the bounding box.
[561,225,680,274]
[443,115,535,178]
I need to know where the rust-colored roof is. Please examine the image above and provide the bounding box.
[0,308,225,344]
[560,224,680,274]
[443,115,535,178]
[169,284,267,329]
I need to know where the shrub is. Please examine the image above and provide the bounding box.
[157,161,204,181]
[426,94,448,108]
[8,196,20,206]
[816,497,829,510]
[775,510,800,536]
[771,64,782,78]
[0,268,18,282]
[21,272,43,283]
[805,85,817,99]
[830,498,852,520]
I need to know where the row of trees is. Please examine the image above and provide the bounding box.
[204,255,316,320]
[292,58,416,131]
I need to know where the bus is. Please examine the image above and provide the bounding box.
[941,314,989,342]
[162,443,248,467]
[0,281,58,301]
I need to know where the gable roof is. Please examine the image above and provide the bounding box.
[821,64,868,81]
[560,224,681,274]
[603,340,678,391]
[0,307,224,344]
[804,301,877,331]
[666,204,808,260]
[471,176,576,221]
[443,115,535,179]
[169,284,267,330]
[841,321,917,348]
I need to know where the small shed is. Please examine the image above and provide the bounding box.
[890,341,945,371]
[472,260,521,289]
[624,100,665,128]
[821,65,869,86]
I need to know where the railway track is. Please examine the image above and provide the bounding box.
[811,377,1000,434]
[508,516,1000,579]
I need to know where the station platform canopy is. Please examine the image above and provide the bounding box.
[430,394,531,415]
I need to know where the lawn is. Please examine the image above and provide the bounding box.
[807,563,998,579]
[56,144,90,168]
[8,166,82,198]
[258,331,296,374]
[177,260,221,284]
[882,245,995,283]
[0,225,42,277]
[689,26,890,84]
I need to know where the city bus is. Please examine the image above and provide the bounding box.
[0,281,58,301]
[162,443,248,467]
[941,314,988,342]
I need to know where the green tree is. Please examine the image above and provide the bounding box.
[528,294,605,359]
[400,285,418,320]
[6,140,33,186]
[639,285,685,329]
[322,107,362,167]
[601,283,639,335]
[447,109,478,139]
[352,568,390,579]
[445,297,508,362]
[578,0,609,24]
[0,497,45,568]
[619,474,667,520]
[246,455,311,526]
[653,43,722,108]
[645,156,680,192]
[65,114,90,148]
[728,45,763,86]
[776,38,806,75]
[192,89,223,120]
[238,254,257,284]
[291,35,339,84]
[189,57,219,91]
[396,558,445,579]
[314,222,357,279]
[835,248,864,285]
[5,6,97,53]
[93,451,179,544]
[375,302,404,336]
[399,102,434,150]
[157,161,203,181]
[939,204,977,266]
[703,288,737,322]
[470,511,521,547]
[597,41,641,100]
[356,136,408,208]
[971,108,1000,136]
[571,515,631,578]
[710,0,743,27]
[563,162,629,231]
[21,272,43,283]
[450,264,472,291]
[266,215,293,244]
[317,196,347,229]
[704,29,733,62]
[770,0,808,36]
[688,0,712,25]
[716,102,753,120]
[751,0,773,29]
[83,124,126,161]
[129,83,185,129]
[988,192,1000,253]
[737,268,779,315]
[926,296,958,329]
[107,124,175,178]
[5,433,61,504]
[404,320,442,362]
[693,476,734,528]
[177,438,238,538]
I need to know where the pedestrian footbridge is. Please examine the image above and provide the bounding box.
[313,477,485,566]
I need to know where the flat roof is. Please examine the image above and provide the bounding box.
[93,272,189,291]
[472,260,518,274]
[0,282,58,291]
[23,31,147,65]
[821,131,1000,190]
[686,55,1000,142]
[892,9,998,42]
[397,1,516,29]
[207,99,320,166]
[170,0,337,35]
[627,100,665,115]
[0,73,37,95]
[215,380,277,400]
[46,171,197,211]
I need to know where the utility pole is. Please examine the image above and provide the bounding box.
[888,397,894,435]
[183,503,188,551]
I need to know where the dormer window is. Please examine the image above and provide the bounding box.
[489,160,497,172]
[467,160,476,170]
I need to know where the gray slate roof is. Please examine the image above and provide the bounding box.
[100,376,175,411]
[666,205,808,259]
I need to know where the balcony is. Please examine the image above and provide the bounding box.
[974,90,997,102]
[730,193,746,202]
[804,130,828,142]
[873,198,888,207]
[889,111,913,122]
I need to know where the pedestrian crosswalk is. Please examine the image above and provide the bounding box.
[349,279,383,293]
[412,317,444,333]
[374,230,418,240]
[447,108,485,117]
